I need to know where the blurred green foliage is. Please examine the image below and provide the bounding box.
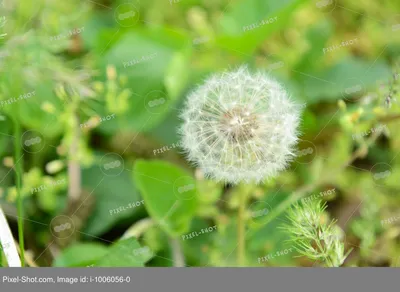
[0,0,400,267]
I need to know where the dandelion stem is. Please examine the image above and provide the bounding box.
[237,187,247,266]
[12,117,24,266]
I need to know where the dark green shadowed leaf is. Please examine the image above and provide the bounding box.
[134,160,197,237]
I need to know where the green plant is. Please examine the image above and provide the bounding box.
[283,200,352,267]
[1,0,400,269]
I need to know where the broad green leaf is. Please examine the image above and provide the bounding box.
[82,158,145,236]
[134,160,197,237]
[218,0,308,54]
[54,239,153,267]
[53,243,108,267]
[298,58,391,103]
[81,11,117,50]
[164,49,191,100]
[96,238,152,267]
[247,191,297,266]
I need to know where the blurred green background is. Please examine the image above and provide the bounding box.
[0,0,400,267]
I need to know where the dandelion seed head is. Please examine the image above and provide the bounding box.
[180,66,302,184]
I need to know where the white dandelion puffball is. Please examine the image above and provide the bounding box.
[180,67,302,184]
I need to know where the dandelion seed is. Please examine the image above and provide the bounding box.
[179,66,302,184]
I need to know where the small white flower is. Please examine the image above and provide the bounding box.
[180,66,302,184]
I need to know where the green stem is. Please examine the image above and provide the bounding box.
[313,229,334,267]
[246,183,320,239]
[237,187,247,266]
[169,237,185,267]
[12,118,24,267]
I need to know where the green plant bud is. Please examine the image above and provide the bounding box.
[45,160,65,174]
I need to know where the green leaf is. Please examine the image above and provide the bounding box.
[247,191,296,266]
[218,0,307,54]
[96,238,152,267]
[54,239,153,267]
[53,243,109,267]
[81,11,116,50]
[298,58,392,103]
[82,159,145,236]
[133,160,197,237]
[164,50,191,100]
